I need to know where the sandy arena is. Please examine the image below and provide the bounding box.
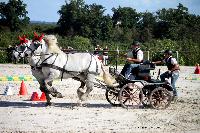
[0,64,199,133]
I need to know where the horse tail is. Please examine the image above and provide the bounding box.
[100,63,117,87]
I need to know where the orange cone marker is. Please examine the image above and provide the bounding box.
[39,92,46,101]
[31,92,39,101]
[19,80,28,95]
[194,64,200,74]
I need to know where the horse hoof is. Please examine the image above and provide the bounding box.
[80,94,88,101]
[56,92,63,98]
[76,100,82,106]
[50,92,57,97]
[82,103,88,107]
[51,92,63,98]
[76,100,88,107]
[76,102,83,107]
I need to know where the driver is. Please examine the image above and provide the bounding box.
[121,41,143,79]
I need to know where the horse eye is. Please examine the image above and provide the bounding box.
[34,43,40,47]
[20,45,26,51]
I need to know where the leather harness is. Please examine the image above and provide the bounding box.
[38,53,98,81]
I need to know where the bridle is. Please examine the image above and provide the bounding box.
[25,42,42,57]
[13,43,29,59]
[25,40,59,67]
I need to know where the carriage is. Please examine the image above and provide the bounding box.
[13,33,173,109]
[95,61,173,110]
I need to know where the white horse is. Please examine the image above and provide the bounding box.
[12,35,63,104]
[12,36,30,62]
[25,34,116,105]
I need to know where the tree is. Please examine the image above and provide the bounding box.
[155,3,190,40]
[57,0,86,36]
[138,12,156,42]
[100,15,113,41]
[57,0,111,41]
[0,0,29,31]
[112,7,140,29]
[112,7,140,42]
[84,3,105,39]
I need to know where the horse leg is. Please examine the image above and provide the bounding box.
[77,80,86,100]
[80,74,95,101]
[36,82,52,106]
[46,81,63,98]
[43,72,63,98]
[31,69,52,105]
[72,76,85,102]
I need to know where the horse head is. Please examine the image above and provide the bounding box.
[25,32,45,56]
[27,33,62,56]
[12,35,32,62]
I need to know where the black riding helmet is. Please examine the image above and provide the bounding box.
[164,49,173,55]
[132,41,140,46]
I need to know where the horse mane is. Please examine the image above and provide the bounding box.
[44,35,63,54]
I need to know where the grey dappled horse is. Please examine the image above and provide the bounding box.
[12,36,30,63]
[13,35,63,104]
[25,34,115,106]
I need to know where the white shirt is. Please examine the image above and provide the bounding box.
[163,56,177,65]
[127,49,143,61]
[163,56,180,74]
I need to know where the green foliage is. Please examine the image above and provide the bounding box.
[56,35,92,51]
[112,7,140,29]
[57,0,113,41]
[69,36,92,51]
[0,0,30,31]
[0,31,20,47]
[0,2,200,66]
[0,50,8,63]
[57,0,86,36]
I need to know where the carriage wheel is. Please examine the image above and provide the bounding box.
[119,83,143,109]
[149,87,172,110]
[105,88,121,107]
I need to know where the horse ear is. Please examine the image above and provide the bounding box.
[23,35,29,40]
[22,35,29,43]
[18,36,23,41]
[18,36,24,45]
[39,33,44,41]
[33,32,39,41]
[34,32,38,37]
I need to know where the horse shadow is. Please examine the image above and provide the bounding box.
[54,102,114,109]
[0,100,114,109]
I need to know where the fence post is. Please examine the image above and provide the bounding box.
[115,47,119,70]
[147,51,150,60]
[176,51,179,63]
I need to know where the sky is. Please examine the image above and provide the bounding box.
[1,0,200,22]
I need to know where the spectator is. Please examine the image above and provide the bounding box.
[102,46,109,65]
[152,50,180,100]
[7,45,16,63]
[94,45,102,61]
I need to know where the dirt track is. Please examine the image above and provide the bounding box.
[0,64,200,133]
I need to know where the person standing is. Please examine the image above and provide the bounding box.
[121,41,143,79]
[102,46,109,65]
[94,45,102,61]
[7,45,16,63]
[153,50,180,100]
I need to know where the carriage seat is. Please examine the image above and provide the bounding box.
[131,60,155,80]
[148,79,163,83]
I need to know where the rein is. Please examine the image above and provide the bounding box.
[14,48,25,58]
